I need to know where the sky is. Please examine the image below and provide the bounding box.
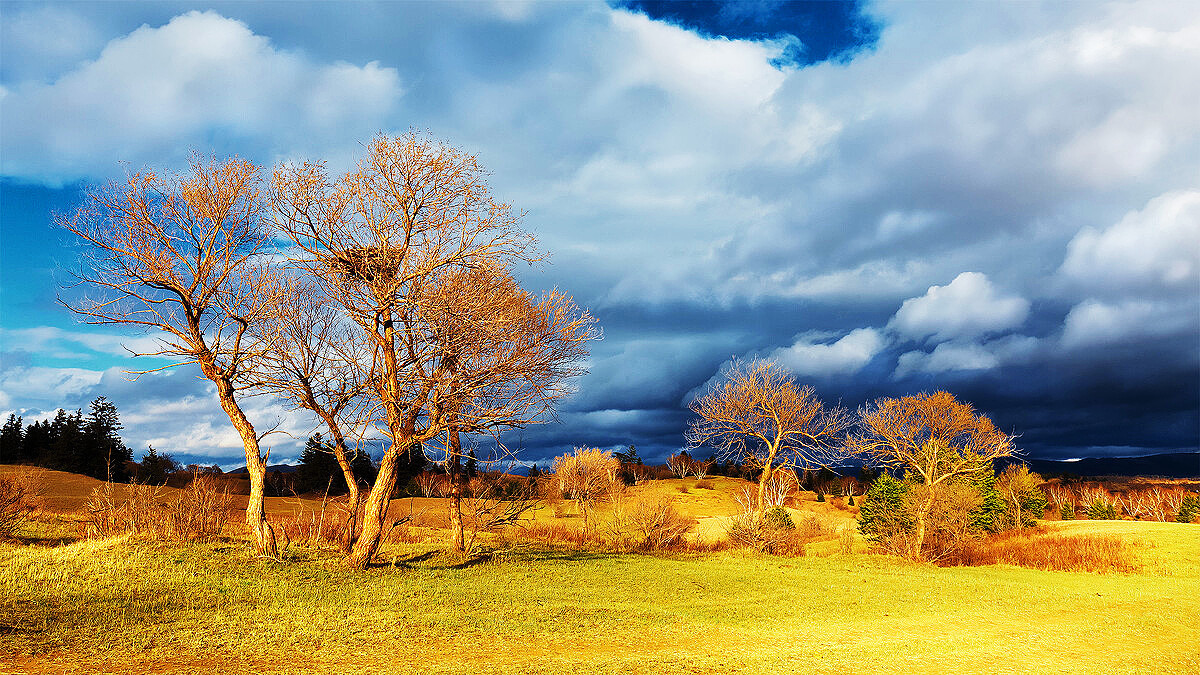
[0,0,1197,470]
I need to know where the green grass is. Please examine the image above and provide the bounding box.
[2,520,1199,674]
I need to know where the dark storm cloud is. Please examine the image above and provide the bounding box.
[1,2,1197,466]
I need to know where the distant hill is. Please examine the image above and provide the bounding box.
[226,464,300,475]
[1004,452,1200,479]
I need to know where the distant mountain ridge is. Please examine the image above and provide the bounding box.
[227,464,300,475]
[1005,452,1200,479]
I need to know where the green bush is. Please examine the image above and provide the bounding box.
[858,474,909,543]
[1176,495,1200,524]
[1086,498,1118,520]
[763,507,795,530]
[1060,503,1076,520]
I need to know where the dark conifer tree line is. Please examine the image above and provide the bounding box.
[0,397,135,481]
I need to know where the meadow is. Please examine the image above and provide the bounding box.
[2,467,1199,674]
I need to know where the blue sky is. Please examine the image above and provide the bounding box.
[1,0,1197,468]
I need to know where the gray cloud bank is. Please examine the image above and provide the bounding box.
[1,1,1196,466]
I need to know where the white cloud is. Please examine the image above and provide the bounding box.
[770,328,886,377]
[1,11,402,183]
[1060,298,1195,349]
[0,366,104,410]
[1060,190,1200,295]
[895,342,999,377]
[889,272,1030,342]
[0,326,167,361]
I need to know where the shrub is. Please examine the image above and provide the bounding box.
[1086,498,1118,520]
[846,495,854,506]
[169,472,234,540]
[0,470,41,539]
[81,472,233,542]
[763,506,795,530]
[1176,495,1200,524]
[1060,503,1076,520]
[611,494,696,550]
[694,479,714,490]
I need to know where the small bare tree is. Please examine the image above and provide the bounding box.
[61,157,281,556]
[553,447,621,535]
[762,468,798,508]
[251,281,372,551]
[687,358,851,517]
[848,391,1016,559]
[666,451,693,479]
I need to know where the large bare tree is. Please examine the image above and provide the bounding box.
[60,157,281,556]
[848,390,1016,558]
[686,358,851,517]
[271,133,596,567]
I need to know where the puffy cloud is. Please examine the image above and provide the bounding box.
[1,11,402,183]
[895,342,999,377]
[1060,190,1200,295]
[1060,299,1196,349]
[770,328,885,377]
[888,272,1030,343]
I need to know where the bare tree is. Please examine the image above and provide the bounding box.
[553,447,621,536]
[686,359,851,517]
[849,390,1015,559]
[666,451,693,479]
[250,281,372,551]
[762,468,798,508]
[60,157,282,556]
[271,133,596,568]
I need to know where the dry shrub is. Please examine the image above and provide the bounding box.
[0,470,42,539]
[276,505,351,549]
[693,479,715,490]
[82,482,167,539]
[520,521,586,547]
[951,528,1140,573]
[82,472,234,541]
[608,494,696,551]
[169,473,234,540]
[727,486,843,555]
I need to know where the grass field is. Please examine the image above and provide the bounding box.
[2,466,1198,674]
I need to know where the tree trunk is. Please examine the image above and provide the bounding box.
[332,445,361,553]
[448,429,465,552]
[345,448,400,568]
[912,486,935,561]
[214,378,277,558]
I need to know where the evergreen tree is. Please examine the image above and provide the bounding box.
[296,434,345,494]
[83,397,133,481]
[138,446,179,485]
[969,470,1007,533]
[295,434,378,495]
[47,409,85,473]
[0,414,23,462]
[466,448,477,479]
[22,420,52,466]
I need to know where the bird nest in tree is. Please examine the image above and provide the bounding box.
[327,246,402,282]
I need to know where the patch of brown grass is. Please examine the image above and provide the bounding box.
[519,521,586,547]
[950,527,1141,573]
